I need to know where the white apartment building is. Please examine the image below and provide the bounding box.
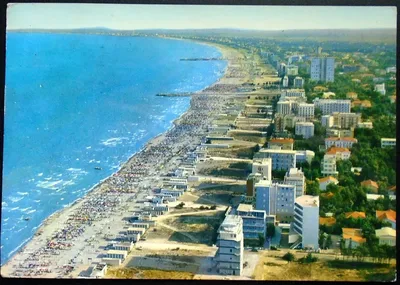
[357,121,373,129]
[252,158,272,181]
[282,76,289,87]
[321,155,339,176]
[281,89,305,98]
[381,138,396,148]
[254,149,296,171]
[295,122,314,139]
[314,98,351,115]
[325,137,358,149]
[216,215,244,276]
[277,101,293,116]
[321,115,334,128]
[286,65,299,76]
[293,76,304,88]
[386,66,396,73]
[326,128,354,138]
[293,195,320,250]
[310,57,335,82]
[295,150,315,165]
[284,168,306,198]
[278,62,287,75]
[297,103,315,119]
[374,83,386,95]
[284,115,306,128]
[321,115,333,128]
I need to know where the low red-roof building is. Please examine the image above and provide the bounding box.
[342,228,367,248]
[345,211,366,219]
[325,137,358,149]
[268,138,294,150]
[319,217,336,226]
[361,180,379,193]
[376,209,396,229]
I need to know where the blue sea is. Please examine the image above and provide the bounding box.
[1,33,227,265]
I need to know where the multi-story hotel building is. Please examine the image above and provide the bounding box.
[314,98,351,115]
[295,122,315,139]
[297,103,315,119]
[332,112,361,129]
[284,168,306,198]
[310,57,335,82]
[236,204,267,240]
[293,195,320,249]
[216,215,244,276]
[254,149,296,171]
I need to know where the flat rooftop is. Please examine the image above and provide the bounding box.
[219,215,242,233]
[237,204,253,212]
[295,195,320,207]
[107,250,128,255]
[259,148,296,154]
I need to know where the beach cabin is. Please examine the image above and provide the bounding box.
[106,249,128,260]
[127,227,146,235]
[89,263,107,278]
[160,189,184,197]
[102,258,122,266]
[163,178,188,190]
[112,241,134,252]
[130,223,150,229]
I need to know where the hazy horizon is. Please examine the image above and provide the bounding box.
[7,4,397,31]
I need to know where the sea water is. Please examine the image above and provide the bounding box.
[1,32,227,264]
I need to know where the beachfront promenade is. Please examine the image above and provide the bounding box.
[0,42,258,278]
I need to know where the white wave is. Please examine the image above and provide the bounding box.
[76,158,80,161]
[3,217,9,222]
[37,173,43,177]
[60,198,64,201]
[20,207,32,212]
[44,177,52,181]
[33,200,40,203]
[67,168,82,172]
[63,180,75,186]
[17,192,29,196]
[26,209,36,214]
[10,207,20,211]
[86,146,92,149]
[2,201,8,207]
[100,137,129,147]
[8,196,23,203]
[36,179,64,190]
[89,159,95,163]
[57,173,63,177]
[27,178,35,182]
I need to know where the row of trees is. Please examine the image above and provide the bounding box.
[339,241,396,264]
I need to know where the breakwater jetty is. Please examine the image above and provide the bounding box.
[180,57,224,61]
[156,92,193,97]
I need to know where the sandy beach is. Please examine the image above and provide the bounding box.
[0,38,250,278]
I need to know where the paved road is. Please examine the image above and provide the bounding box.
[208,156,253,163]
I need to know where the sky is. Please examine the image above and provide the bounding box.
[7,4,397,31]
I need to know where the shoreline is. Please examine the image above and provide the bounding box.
[1,36,246,276]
